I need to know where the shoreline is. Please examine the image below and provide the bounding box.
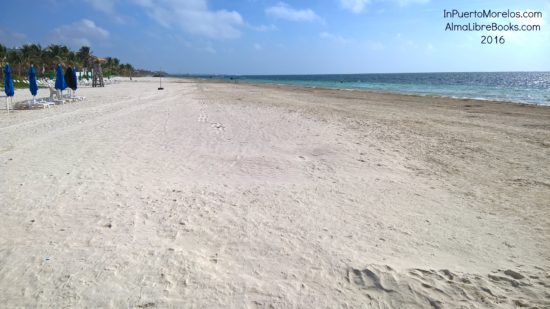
[182,75,550,107]
[183,76,550,111]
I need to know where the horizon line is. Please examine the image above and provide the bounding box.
[169,70,550,76]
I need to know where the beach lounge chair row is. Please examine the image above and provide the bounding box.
[6,83,86,110]
[24,90,86,109]
[4,80,87,110]
[45,82,86,104]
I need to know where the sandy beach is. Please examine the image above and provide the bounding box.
[0,78,549,308]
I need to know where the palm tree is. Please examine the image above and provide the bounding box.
[0,43,5,80]
[44,44,71,77]
[45,44,69,66]
[20,44,42,67]
[118,63,126,76]
[0,43,6,64]
[30,44,42,64]
[104,57,113,76]
[3,42,147,81]
[6,49,23,77]
[20,45,33,77]
[77,46,93,72]
[121,63,134,77]
[113,58,120,75]
[67,51,77,67]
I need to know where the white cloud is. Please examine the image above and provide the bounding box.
[49,19,109,48]
[319,32,349,43]
[86,0,115,14]
[203,46,216,54]
[254,43,263,50]
[340,0,429,13]
[250,24,277,32]
[85,0,128,24]
[395,0,430,6]
[366,40,384,51]
[340,0,371,13]
[0,28,28,47]
[133,0,244,39]
[426,43,434,52]
[266,2,321,22]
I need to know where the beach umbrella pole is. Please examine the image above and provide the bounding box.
[6,97,12,113]
[28,96,36,109]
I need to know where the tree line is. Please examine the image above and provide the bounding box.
[0,43,152,79]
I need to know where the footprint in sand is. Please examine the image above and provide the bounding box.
[198,110,208,123]
[345,264,549,308]
[210,122,225,134]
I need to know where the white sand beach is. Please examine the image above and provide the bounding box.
[1,78,549,308]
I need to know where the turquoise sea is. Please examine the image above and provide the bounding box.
[196,72,550,106]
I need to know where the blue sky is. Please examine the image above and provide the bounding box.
[1,0,549,74]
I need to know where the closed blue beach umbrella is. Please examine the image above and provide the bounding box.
[65,67,76,91]
[4,64,14,97]
[55,64,67,91]
[4,64,15,113]
[71,67,78,91]
[28,65,39,108]
[29,65,38,96]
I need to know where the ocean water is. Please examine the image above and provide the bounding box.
[206,72,550,106]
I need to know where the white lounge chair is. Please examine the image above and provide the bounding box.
[28,97,55,109]
[69,88,86,101]
[47,83,65,104]
[63,90,80,102]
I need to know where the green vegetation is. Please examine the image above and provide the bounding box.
[0,79,29,90]
[0,43,154,81]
